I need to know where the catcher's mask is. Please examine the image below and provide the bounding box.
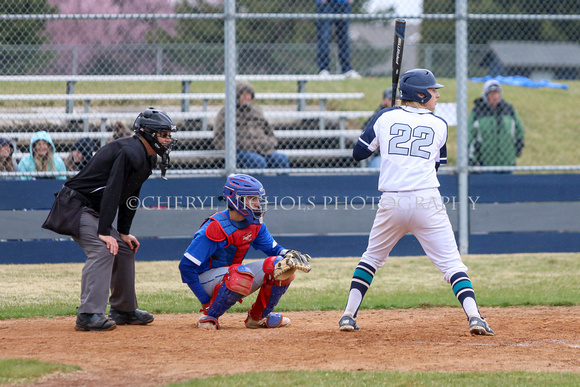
[133,107,177,179]
[223,174,267,225]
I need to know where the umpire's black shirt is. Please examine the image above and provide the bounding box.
[65,135,156,236]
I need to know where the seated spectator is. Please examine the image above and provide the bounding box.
[363,88,397,168]
[65,137,97,172]
[0,137,19,175]
[362,87,394,129]
[213,82,290,169]
[18,130,66,180]
[108,121,134,143]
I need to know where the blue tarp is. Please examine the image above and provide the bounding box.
[469,75,568,90]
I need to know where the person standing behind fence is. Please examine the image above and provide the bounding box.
[65,137,97,172]
[0,137,19,175]
[17,130,66,180]
[213,82,290,170]
[315,0,361,79]
[468,80,525,167]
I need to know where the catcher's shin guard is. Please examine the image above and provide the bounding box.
[205,265,254,320]
[262,282,290,317]
[206,282,244,319]
[248,256,294,321]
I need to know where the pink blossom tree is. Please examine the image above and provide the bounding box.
[45,0,177,74]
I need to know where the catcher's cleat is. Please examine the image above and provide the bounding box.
[469,316,494,336]
[339,314,360,332]
[198,315,219,330]
[245,312,290,329]
[109,309,154,325]
[75,313,116,332]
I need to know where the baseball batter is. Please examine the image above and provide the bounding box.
[179,174,311,330]
[339,69,494,336]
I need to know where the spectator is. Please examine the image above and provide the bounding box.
[18,130,66,180]
[362,88,396,168]
[65,137,97,172]
[468,80,525,167]
[108,121,134,143]
[213,82,290,169]
[0,137,18,174]
[315,0,361,79]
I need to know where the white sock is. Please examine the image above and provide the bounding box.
[343,289,363,317]
[462,297,480,318]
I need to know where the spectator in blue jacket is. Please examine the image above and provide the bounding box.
[18,131,66,180]
[315,0,361,79]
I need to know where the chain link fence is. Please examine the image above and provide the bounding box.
[1,1,579,178]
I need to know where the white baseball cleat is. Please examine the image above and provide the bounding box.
[198,315,219,330]
[245,312,290,329]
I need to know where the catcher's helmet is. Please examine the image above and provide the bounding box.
[223,174,266,225]
[133,107,176,158]
[399,69,443,104]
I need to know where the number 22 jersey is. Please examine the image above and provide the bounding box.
[354,106,448,192]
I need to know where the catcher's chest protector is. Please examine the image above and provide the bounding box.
[204,211,262,265]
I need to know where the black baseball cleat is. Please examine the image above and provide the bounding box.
[75,313,116,331]
[108,309,154,325]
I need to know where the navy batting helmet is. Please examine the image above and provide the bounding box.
[223,174,267,225]
[399,69,443,104]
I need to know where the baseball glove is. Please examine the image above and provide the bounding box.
[273,250,312,280]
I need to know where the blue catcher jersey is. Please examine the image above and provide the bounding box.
[182,210,282,273]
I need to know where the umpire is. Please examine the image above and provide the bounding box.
[66,107,176,331]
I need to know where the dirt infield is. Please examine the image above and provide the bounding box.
[1,306,579,386]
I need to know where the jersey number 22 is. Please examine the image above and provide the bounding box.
[388,123,435,159]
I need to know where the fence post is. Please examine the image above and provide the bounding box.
[181,80,191,113]
[66,81,76,114]
[224,0,237,176]
[455,0,469,255]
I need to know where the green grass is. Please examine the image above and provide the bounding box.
[1,253,579,385]
[0,358,80,385]
[167,370,580,387]
[1,253,579,320]
[2,77,577,166]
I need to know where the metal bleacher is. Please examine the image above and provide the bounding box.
[1,73,457,170]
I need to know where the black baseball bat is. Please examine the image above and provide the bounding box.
[391,19,406,107]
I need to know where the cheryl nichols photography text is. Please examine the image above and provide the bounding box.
[126,195,480,211]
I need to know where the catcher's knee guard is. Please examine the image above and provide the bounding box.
[224,264,255,296]
[206,265,255,320]
[248,256,295,321]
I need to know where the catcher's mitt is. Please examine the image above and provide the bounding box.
[273,250,312,281]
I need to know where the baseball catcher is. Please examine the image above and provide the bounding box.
[178,174,312,330]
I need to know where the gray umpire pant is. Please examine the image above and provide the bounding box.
[73,207,138,314]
